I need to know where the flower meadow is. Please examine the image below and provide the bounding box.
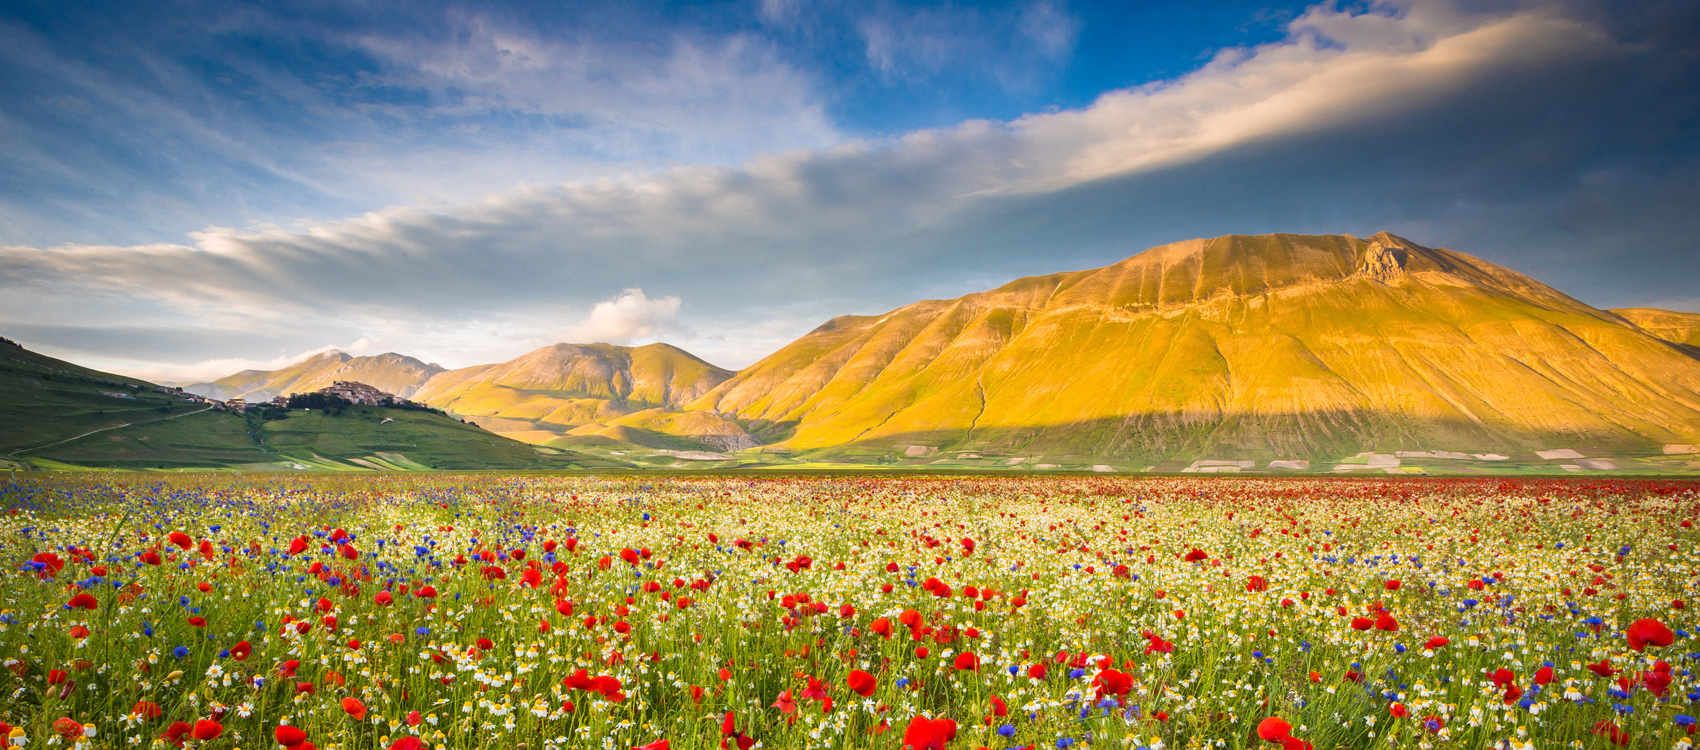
[0,475,1697,750]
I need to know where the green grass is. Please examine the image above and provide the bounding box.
[0,343,206,455]
[27,406,598,471]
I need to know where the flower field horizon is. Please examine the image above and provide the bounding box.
[0,474,1697,750]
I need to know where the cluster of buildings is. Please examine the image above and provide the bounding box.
[321,381,396,406]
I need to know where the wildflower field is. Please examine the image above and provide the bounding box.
[0,475,1697,750]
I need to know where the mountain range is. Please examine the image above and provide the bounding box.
[17,231,1700,471]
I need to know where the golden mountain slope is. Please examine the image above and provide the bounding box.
[1613,308,1700,348]
[179,351,444,402]
[412,343,752,449]
[693,232,1700,460]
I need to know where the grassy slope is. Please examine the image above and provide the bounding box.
[28,406,609,471]
[0,342,206,459]
[1,341,611,470]
[694,233,1700,462]
[1613,308,1700,348]
[412,342,742,448]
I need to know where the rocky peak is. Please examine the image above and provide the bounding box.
[1359,240,1409,282]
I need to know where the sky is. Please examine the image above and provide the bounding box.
[1,0,1697,381]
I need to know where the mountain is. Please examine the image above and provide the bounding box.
[692,232,1700,462]
[1613,308,1700,349]
[412,342,751,450]
[177,351,443,402]
[0,339,596,470]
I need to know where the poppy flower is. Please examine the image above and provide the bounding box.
[952,651,980,671]
[276,726,309,746]
[633,741,670,750]
[131,701,162,720]
[847,669,877,697]
[771,690,797,714]
[1389,703,1409,718]
[1627,618,1675,651]
[163,721,193,748]
[341,697,368,720]
[901,716,957,750]
[51,717,82,739]
[1093,668,1132,701]
[192,720,223,740]
[1257,717,1292,742]
[1424,636,1449,650]
[67,593,98,610]
[388,739,426,750]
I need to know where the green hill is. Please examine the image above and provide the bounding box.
[692,232,1700,464]
[0,338,210,466]
[0,340,606,471]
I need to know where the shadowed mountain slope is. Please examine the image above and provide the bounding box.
[693,232,1700,460]
[178,351,444,402]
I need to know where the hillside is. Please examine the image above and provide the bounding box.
[692,232,1700,463]
[0,340,599,470]
[411,342,752,450]
[23,406,597,471]
[177,350,443,402]
[0,338,208,465]
[1613,308,1700,349]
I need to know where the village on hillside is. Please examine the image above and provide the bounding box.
[157,380,422,413]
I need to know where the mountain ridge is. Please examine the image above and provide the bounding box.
[691,232,1700,460]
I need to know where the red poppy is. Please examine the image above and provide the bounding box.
[901,716,957,750]
[67,593,98,610]
[633,741,670,750]
[1093,668,1132,701]
[1627,618,1675,651]
[847,669,877,697]
[952,651,980,671]
[192,720,223,741]
[1256,717,1292,742]
[131,700,163,719]
[389,739,426,750]
[342,697,368,720]
[163,721,193,748]
[276,726,309,746]
[1424,636,1448,650]
[168,532,193,549]
[870,618,893,638]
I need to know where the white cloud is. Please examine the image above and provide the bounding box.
[565,289,687,344]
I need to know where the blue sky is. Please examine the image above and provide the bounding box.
[2,0,1697,379]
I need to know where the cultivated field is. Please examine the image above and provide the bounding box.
[0,475,1695,750]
